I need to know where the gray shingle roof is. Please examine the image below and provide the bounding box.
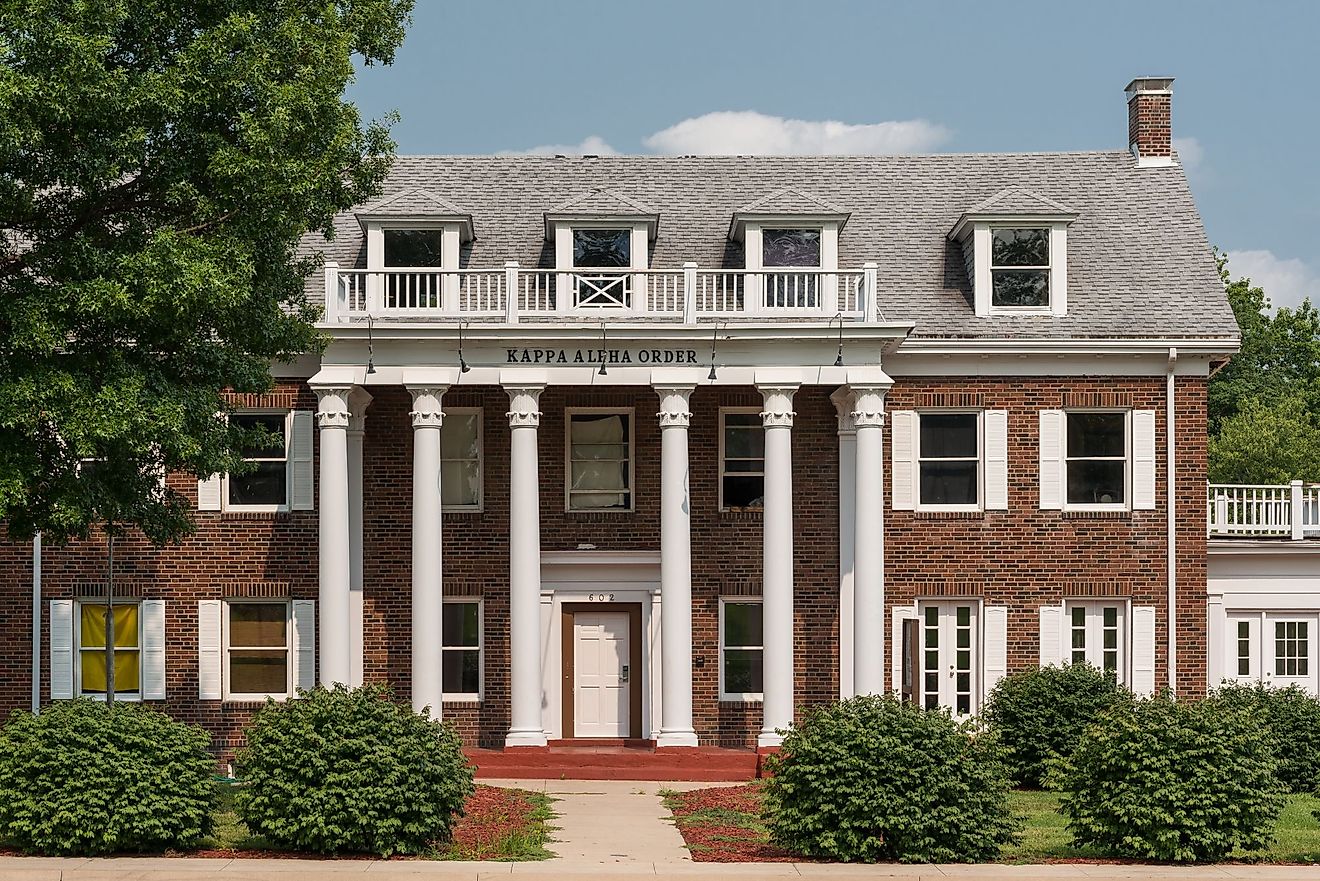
[965,186,1076,216]
[736,186,846,215]
[548,187,655,215]
[302,152,1238,340]
[355,188,468,217]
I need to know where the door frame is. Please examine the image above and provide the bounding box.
[561,602,643,738]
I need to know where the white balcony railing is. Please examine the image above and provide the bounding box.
[1207,482,1320,540]
[323,262,880,324]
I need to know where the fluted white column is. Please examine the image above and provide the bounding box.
[347,388,372,688]
[314,386,353,687]
[409,386,447,718]
[830,387,857,699]
[758,382,798,749]
[656,382,698,748]
[852,383,888,696]
[505,382,548,748]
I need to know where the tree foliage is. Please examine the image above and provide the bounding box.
[0,0,413,543]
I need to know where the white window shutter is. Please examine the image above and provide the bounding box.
[1038,604,1065,667]
[197,474,222,511]
[983,605,1009,697]
[50,600,75,700]
[890,410,916,511]
[1132,410,1157,510]
[1131,605,1157,696]
[198,600,222,700]
[984,410,1009,510]
[292,600,316,693]
[290,410,315,511]
[1038,410,1065,510]
[890,605,918,693]
[141,600,166,700]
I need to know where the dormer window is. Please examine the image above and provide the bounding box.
[384,229,443,268]
[729,189,849,314]
[544,189,658,313]
[571,227,634,308]
[991,228,1050,308]
[354,189,474,315]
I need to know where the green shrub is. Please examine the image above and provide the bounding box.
[0,700,215,855]
[1060,696,1284,861]
[762,694,1020,863]
[1210,681,1320,792]
[983,663,1127,788]
[235,684,474,856]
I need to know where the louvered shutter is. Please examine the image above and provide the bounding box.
[1039,410,1065,509]
[890,410,916,511]
[198,600,222,699]
[197,475,222,511]
[984,410,1009,510]
[141,600,166,700]
[1131,606,1157,696]
[50,600,75,700]
[1038,604,1065,667]
[1132,410,1157,510]
[292,600,316,693]
[983,605,1009,698]
[289,411,315,511]
[890,605,918,693]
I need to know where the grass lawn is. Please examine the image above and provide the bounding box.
[665,784,1320,864]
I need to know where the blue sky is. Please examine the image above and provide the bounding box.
[348,0,1320,309]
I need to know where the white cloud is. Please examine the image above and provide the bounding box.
[497,135,618,157]
[1172,136,1204,176]
[641,110,951,156]
[1224,249,1320,311]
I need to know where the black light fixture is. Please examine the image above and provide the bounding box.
[707,320,722,381]
[458,321,471,374]
[597,321,608,376]
[365,315,377,375]
[831,311,845,367]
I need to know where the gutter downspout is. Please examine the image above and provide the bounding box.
[31,532,41,714]
[1166,348,1178,695]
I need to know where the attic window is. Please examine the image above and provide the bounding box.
[991,228,1050,308]
[572,229,631,268]
[383,229,443,268]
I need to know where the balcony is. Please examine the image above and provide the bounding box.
[322,262,881,324]
[1207,482,1320,540]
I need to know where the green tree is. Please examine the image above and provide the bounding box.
[0,0,413,546]
[1209,395,1320,484]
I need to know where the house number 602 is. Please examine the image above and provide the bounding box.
[588,593,615,602]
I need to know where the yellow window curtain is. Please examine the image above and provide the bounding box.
[80,650,141,694]
[79,604,140,694]
[80,604,139,649]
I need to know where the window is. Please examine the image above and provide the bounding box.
[1276,620,1310,678]
[77,601,140,698]
[720,600,763,700]
[1067,601,1126,681]
[918,412,980,507]
[382,228,443,308]
[1065,411,1128,507]
[572,228,631,308]
[762,228,820,308]
[225,601,291,700]
[441,409,481,511]
[227,412,289,510]
[443,601,482,700]
[566,410,633,511]
[720,409,764,511]
[991,227,1050,308]
[1237,619,1253,677]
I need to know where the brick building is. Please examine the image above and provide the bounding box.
[1,78,1253,759]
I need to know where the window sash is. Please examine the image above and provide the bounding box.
[441,410,482,511]
[226,412,290,510]
[224,601,292,700]
[566,411,633,511]
[916,412,981,508]
[990,228,1050,269]
[1064,411,1129,508]
[77,602,141,698]
[720,409,765,511]
[442,601,482,699]
[1066,602,1126,682]
[720,600,764,700]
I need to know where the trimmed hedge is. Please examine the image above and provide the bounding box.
[1060,696,1284,862]
[762,695,1020,863]
[1210,682,1320,792]
[235,684,473,856]
[0,700,215,855]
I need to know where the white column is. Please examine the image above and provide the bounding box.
[656,383,698,748]
[505,382,548,748]
[314,386,353,687]
[830,387,857,699]
[347,388,373,688]
[758,382,798,748]
[409,386,447,718]
[852,384,888,696]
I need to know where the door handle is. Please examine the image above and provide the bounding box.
[621,665,630,683]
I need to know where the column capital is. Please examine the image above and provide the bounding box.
[407,385,448,429]
[505,384,544,428]
[655,384,695,429]
[757,383,798,429]
[850,384,888,429]
[347,387,373,434]
[313,385,351,429]
[830,386,857,435]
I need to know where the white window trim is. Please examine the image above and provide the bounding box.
[1064,598,1131,685]
[366,220,462,272]
[1063,409,1131,512]
[915,410,984,512]
[914,598,983,717]
[442,598,484,703]
[75,598,142,701]
[718,407,764,512]
[742,219,840,273]
[969,219,1069,317]
[441,407,483,513]
[719,597,764,702]
[553,221,650,315]
[222,599,293,702]
[564,407,636,513]
[222,410,292,513]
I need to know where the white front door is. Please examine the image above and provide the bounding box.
[1226,612,1320,694]
[574,611,630,737]
[919,601,979,716]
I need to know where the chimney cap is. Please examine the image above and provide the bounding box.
[1125,77,1174,98]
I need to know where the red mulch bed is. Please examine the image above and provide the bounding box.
[667,783,799,863]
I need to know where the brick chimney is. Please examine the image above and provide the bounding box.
[1125,77,1175,167]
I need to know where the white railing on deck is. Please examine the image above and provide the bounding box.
[1208,482,1320,540]
[323,261,880,324]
